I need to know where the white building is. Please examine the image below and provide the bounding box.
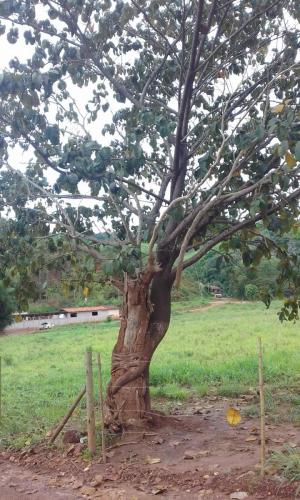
[4,305,120,331]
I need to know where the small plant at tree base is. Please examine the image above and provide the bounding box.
[0,1,300,429]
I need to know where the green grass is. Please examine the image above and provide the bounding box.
[1,300,300,448]
[267,446,300,485]
[172,295,210,311]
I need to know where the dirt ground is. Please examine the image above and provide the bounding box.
[1,396,299,499]
[187,298,246,313]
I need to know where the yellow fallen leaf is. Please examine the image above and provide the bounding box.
[271,103,285,113]
[285,151,297,168]
[226,407,241,426]
[152,487,167,495]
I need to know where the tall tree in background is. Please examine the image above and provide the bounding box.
[0,0,300,428]
[0,281,14,331]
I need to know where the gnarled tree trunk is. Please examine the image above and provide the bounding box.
[105,267,172,429]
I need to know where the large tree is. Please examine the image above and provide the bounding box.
[0,0,300,428]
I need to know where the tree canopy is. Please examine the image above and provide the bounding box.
[1,2,299,288]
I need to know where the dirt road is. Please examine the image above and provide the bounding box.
[0,459,77,499]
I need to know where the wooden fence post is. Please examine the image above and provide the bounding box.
[97,353,106,463]
[258,337,266,477]
[85,349,96,456]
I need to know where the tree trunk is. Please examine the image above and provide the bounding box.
[105,268,172,430]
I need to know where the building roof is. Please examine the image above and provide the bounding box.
[13,311,60,317]
[61,305,118,313]
[208,284,221,291]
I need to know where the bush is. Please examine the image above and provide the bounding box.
[0,281,15,331]
[244,283,259,301]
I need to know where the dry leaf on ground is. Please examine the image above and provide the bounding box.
[145,457,161,464]
[151,487,167,495]
[226,407,241,426]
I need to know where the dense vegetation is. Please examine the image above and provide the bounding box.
[1,223,300,313]
[188,229,300,302]
[0,280,14,329]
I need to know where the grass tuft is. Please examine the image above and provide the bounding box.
[267,446,300,483]
[151,384,191,400]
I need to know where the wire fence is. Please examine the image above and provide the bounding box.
[0,340,282,457]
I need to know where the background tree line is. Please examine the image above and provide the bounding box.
[1,206,300,320]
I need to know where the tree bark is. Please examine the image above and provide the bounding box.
[105,268,172,430]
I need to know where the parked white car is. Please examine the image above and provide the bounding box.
[40,322,54,330]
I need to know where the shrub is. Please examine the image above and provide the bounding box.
[244,283,259,301]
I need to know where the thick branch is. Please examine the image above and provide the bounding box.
[175,186,300,275]
[171,0,205,199]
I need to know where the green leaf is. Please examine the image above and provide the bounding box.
[45,125,60,145]
[242,250,253,267]
[250,198,262,216]
[278,141,289,157]
[295,142,300,161]
[21,91,39,108]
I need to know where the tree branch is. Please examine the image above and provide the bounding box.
[174,185,300,275]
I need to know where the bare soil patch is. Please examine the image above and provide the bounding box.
[1,397,300,498]
[187,299,247,313]
[1,327,39,336]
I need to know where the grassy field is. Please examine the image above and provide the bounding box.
[1,300,300,448]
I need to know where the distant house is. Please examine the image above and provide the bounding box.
[59,305,119,322]
[207,284,223,298]
[5,305,119,331]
